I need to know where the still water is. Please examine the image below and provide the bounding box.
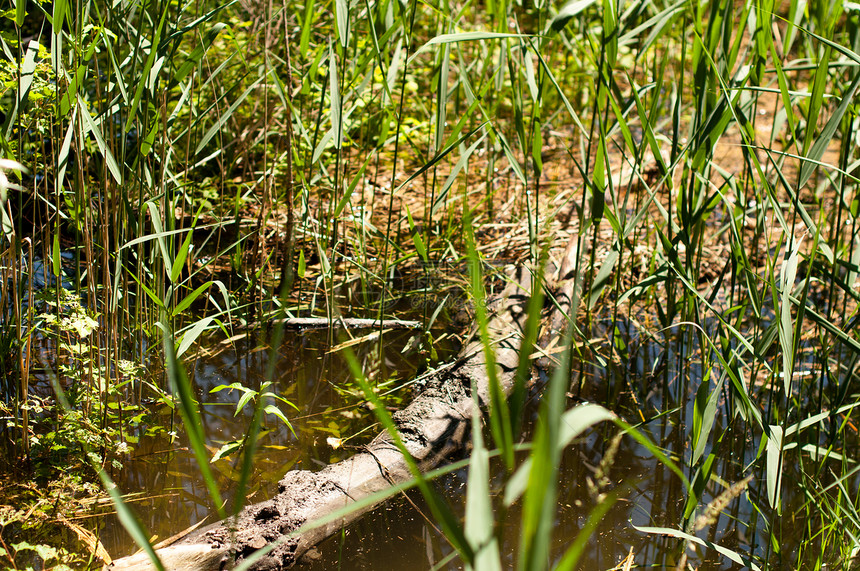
[100,318,832,570]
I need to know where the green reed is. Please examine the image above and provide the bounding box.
[3,0,860,567]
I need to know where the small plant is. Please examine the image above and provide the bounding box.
[32,288,146,469]
[209,380,299,462]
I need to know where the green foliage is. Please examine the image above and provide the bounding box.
[0,0,859,566]
[209,380,299,461]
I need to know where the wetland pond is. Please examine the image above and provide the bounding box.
[99,317,836,570]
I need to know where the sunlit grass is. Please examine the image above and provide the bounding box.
[1,0,860,568]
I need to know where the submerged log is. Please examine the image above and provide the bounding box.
[109,243,578,570]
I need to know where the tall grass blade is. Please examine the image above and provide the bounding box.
[160,322,226,520]
[766,425,784,513]
[519,323,573,570]
[96,470,165,571]
[464,409,501,571]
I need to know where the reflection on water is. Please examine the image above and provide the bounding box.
[102,315,858,570]
[101,327,444,557]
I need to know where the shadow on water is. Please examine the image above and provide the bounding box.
[101,312,860,570]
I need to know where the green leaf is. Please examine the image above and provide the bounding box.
[170,230,194,284]
[798,73,860,191]
[405,205,428,262]
[125,2,169,133]
[78,97,122,184]
[692,372,723,465]
[396,122,489,193]
[766,425,783,513]
[96,471,165,571]
[2,40,38,138]
[433,133,486,217]
[465,214,513,470]
[211,440,242,462]
[778,238,801,393]
[519,322,574,569]
[264,405,296,436]
[235,389,257,416]
[14,0,24,26]
[587,247,617,309]
[173,23,228,84]
[464,409,501,571]
[410,32,530,63]
[160,321,226,520]
[335,0,349,48]
[297,250,306,278]
[635,525,761,570]
[177,316,214,357]
[52,233,60,277]
[195,77,264,155]
[550,0,598,33]
[329,43,342,150]
[210,382,246,393]
[505,403,616,506]
[339,343,474,562]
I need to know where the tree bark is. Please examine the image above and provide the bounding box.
[109,249,575,570]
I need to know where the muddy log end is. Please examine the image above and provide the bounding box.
[106,545,231,571]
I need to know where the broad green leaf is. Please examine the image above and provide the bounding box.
[177,316,214,358]
[405,205,427,262]
[505,403,616,505]
[15,0,25,26]
[235,388,257,416]
[778,238,801,394]
[464,409,501,571]
[174,281,214,316]
[335,0,349,47]
[410,32,529,63]
[329,44,342,150]
[52,232,60,277]
[170,230,194,284]
[264,405,296,436]
[587,247,618,310]
[692,372,723,465]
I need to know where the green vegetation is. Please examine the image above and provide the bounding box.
[1,0,860,568]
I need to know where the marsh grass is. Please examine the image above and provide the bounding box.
[1,0,860,567]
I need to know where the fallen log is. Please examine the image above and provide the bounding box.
[109,249,574,570]
[238,317,421,330]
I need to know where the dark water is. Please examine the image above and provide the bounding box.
[100,317,846,570]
